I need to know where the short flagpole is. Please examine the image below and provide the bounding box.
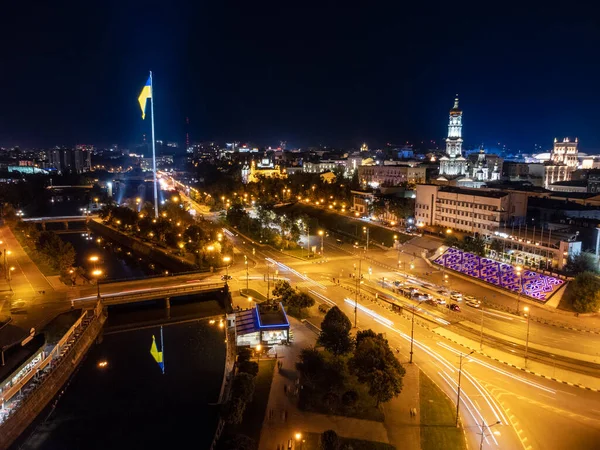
[150,70,159,219]
[160,325,165,375]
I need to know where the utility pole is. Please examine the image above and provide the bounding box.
[354,257,362,328]
[480,297,485,350]
[456,350,474,427]
[245,255,249,292]
[266,261,270,302]
[409,303,416,363]
[524,306,531,366]
[479,420,501,450]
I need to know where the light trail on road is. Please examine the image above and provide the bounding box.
[265,257,327,290]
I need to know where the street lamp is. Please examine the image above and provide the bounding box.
[456,350,475,427]
[524,306,531,366]
[479,420,501,450]
[256,344,262,366]
[223,256,231,283]
[515,266,523,314]
[318,230,324,256]
[244,255,249,292]
[362,226,369,253]
[7,266,15,291]
[92,269,103,298]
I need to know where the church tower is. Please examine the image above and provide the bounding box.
[446,96,463,157]
[439,96,467,177]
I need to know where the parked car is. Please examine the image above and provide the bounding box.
[465,299,481,308]
[435,298,447,305]
[220,275,232,281]
[447,303,461,312]
[318,304,331,314]
[437,289,448,295]
[464,295,477,302]
[425,299,437,306]
[450,293,463,301]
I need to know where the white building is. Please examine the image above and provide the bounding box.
[415,184,528,234]
[439,97,468,177]
[544,137,579,188]
[358,164,426,188]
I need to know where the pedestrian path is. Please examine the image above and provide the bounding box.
[383,363,420,450]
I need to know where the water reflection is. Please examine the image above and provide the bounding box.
[20,319,225,450]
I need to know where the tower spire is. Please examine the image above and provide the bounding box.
[454,95,459,109]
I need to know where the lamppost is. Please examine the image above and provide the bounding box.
[318,230,324,257]
[363,226,369,253]
[92,269,103,297]
[409,300,420,364]
[256,344,262,366]
[223,256,231,284]
[479,297,486,350]
[479,420,501,450]
[354,257,363,328]
[244,255,249,292]
[248,296,253,307]
[515,266,523,314]
[456,350,475,427]
[295,432,304,450]
[524,306,531,366]
[7,266,15,291]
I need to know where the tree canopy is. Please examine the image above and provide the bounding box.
[350,332,405,406]
[570,271,600,313]
[565,252,599,275]
[319,306,354,355]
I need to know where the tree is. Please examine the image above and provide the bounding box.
[565,252,599,275]
[287,291,315,310]
[320,430,340,450]
[341,390,358,407]
[237,360,259,377]
[444,235,460,248]
[570,271,600,313]
[223,397,246,425]
[237,347,252,363]
[318,306,354,355]
[356,329,383,347]
[232,372,255,403]
[272,280,295,302]
[296,348,326,387]
[220,434,257,450]
[350,333,406,406]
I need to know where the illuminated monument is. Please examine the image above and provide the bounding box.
[439,96,468,177]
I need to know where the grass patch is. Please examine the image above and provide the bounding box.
[240,288,268,302]
[419,371,466,450]
[11,228,59,276]
[281,248,321,261]
[275,203,411,247]
[557,283,577,312]
[235,358,276,442]
[302,431,395,450]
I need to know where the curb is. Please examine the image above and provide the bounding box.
[432,328,600,392]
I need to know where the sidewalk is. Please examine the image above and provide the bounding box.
[383,363,420,450]
[258,317,391,450]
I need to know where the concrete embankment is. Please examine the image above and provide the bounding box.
[0,308,107,449]
[88,220,197,273]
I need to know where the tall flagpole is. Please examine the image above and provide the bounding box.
[150,70,159,219]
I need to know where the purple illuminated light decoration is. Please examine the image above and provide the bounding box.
[434,248,564,302]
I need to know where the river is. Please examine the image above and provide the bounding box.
[17,313,226,450]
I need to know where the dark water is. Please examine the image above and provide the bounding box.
[20,318,225,450]
[59,231,164,281]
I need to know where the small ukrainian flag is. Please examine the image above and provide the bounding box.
[138,76,152,120]
[150,334,164,373]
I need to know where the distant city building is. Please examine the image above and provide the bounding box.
[358,163,426,188]
[415,184,528,233]
[544,138,579,188]
[467,148,501,182]
[439,96,467,177]
[303,160,342,174]
[241,158,287,184]
[44,146,91,173]
[141,155,173,171]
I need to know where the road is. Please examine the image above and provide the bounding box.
[220,232,600,449]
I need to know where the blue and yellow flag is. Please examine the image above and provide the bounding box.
[150,334,164,373]
[138,76,152,120]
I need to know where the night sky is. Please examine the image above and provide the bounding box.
[2,2,600,152]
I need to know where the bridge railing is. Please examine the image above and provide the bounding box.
[96,282,227,304]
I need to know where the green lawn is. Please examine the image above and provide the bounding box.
[419,371,467,450]
[11,228,59,276]
[281,247,322,261]
[275,203,412,248]
[301,431,394,450]
[236,358,276,442]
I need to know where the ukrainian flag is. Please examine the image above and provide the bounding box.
[150,334,164,372]
[138,76,152,120]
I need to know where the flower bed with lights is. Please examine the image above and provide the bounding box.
[434,247,564,302]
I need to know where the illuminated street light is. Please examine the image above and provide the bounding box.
[92,269,103,298]
[318,230,324,256]
[446,228,452,234]
[524,306,531,366]
[223,256,232,282]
